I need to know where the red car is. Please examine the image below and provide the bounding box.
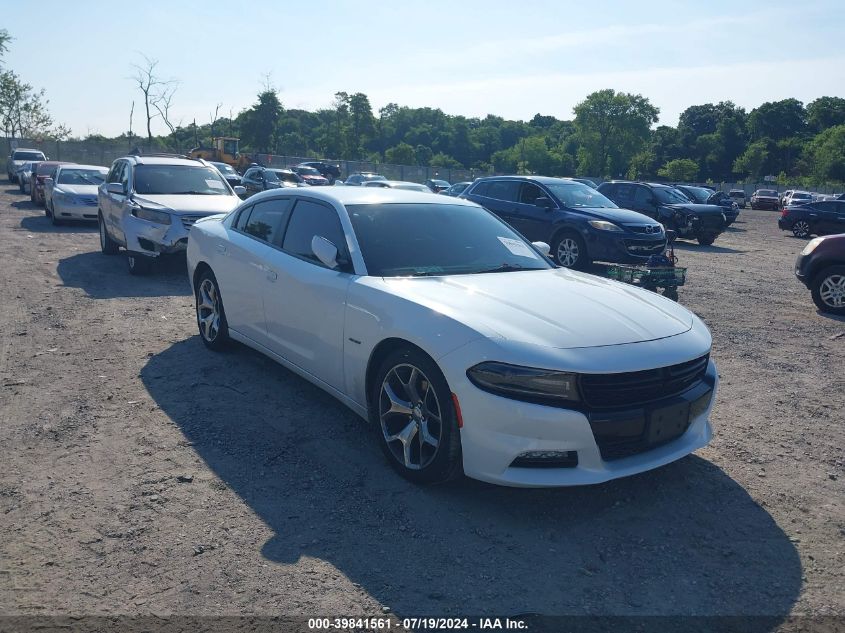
[750,188,779,210]
[31,161,73,206]
[794,233,845,314]
[291,165,330,186]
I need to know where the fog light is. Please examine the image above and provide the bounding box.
[511,450,578,468]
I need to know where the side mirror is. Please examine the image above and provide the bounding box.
[534,196,554,209]
[233,185,246,196]
[665,229,677,244]
[312,235,340,269]
[106,182,125,195]
[44,177,53,185]
[532,241,551,257]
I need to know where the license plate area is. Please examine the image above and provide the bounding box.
[647,401,691,444]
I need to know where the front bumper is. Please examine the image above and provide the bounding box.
[440,330,716,487]
[53,197,99,221]
[794,252,813,288]
[123,213,207,258]
[753,199,779,210]
[585,230,666,264]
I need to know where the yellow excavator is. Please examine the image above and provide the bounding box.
[189,137,254,173]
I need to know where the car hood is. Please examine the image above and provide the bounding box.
[130,194,240,214]
[56,184,99,196]
[665,203,725,215]
[381,268,693,349]
[575,206,659,224]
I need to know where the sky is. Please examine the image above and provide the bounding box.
[3,0,845,138]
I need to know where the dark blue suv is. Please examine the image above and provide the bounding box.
[460,176,666,269]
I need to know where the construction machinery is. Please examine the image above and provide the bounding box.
[188,137,254,173]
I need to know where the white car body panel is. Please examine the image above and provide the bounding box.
[186,188,717,487]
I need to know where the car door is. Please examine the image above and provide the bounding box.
[512,181,555,241]
[241,168,262,197]
[261,198,352,391]
[814,202,845,235]
[631,185,660,220]
[103,161,128,244]
[215,198,293,344]
[478,180,522,228]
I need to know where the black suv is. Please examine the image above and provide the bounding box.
[598,181,726,245]
[460,176,665,269]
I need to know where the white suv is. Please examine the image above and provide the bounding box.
[97,155,245,274]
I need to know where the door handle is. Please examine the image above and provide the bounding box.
[216,243,228,254]
[266,269,277,281]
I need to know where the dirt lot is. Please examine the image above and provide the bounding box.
[0,183,843,627]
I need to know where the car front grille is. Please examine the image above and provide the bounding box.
[625,224,663,234]
[579,355,709,409]
[624,240,665,255]
[180,215,205,230]
[80,197,97,206]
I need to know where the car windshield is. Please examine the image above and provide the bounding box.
[759,190,777,196]
[792,192,811,199]
[13,151,44,161]
[363,174,386,182]
[545,182,617,208]
[679,186,711,203]
[133,165,231,195]
[57,168,107,185]
[211,162,236,175]
[347,203,552,277]
[277,171,301,183]
[296,166,321,176]
[654,187,692,204]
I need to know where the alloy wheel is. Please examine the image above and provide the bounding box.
[793,221,810,238]
[197,278,221,342]
[819,274,845,309]
[99,219,106,249]
[379,363,442,470]
[557,238,580,267]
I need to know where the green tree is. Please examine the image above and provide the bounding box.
[0,70,53,140]
[385,142,415,165]
[748,99,806,141]
[429,152,463,168]
[239,89,283,153]
[806,97,845,133]
[573,89,659,177]
[803,125,845,183]
[733,140,770,180]
[657,158,698,182]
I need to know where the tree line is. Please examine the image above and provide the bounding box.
[2,33,843,187]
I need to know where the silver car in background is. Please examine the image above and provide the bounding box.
[44,164,108,225]
[6,148,46,182]
[16,161,37,194]
[97,155,245,275]
[363,180,433,193]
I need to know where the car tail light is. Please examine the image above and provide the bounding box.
[781,209,788,217]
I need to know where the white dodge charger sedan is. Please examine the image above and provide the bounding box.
[186,187,717,487]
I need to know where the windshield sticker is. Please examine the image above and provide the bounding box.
[205,179,225,189]
[498,236,536,258]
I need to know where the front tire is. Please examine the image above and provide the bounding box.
[98,213,119,255]
[811,265,845,315]
[49,202,62,225]
[371,347,462,484]
[195,271,230,350]
[698,235,716,246]
[552,231,590,269]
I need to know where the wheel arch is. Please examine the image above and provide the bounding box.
[192,261,214,291]
[364,337,438,415]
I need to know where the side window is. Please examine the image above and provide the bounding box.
[486,180,520,202]
[519,183,545,205]
[243,169,256,180]
[234,205,254,231]
[107,162,123,183]
[470,181,490,197]
[282,199,347,267]
[633,186,654,207]
[240,198,293,244]
[120,163,130,191]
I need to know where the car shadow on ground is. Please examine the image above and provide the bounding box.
[11,198,40,210]
[725,225,747,233]
[20,215,98,233]
[4,186,24,195]
[672,242,746,255]
[141,337,802,624]
[56,251,191,299]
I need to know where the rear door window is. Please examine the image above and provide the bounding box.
[281,199,347,266]
[486,180,520,202]
[238,198,293,245]
[519,183,545,205]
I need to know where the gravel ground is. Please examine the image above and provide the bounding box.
[0,183,843,628]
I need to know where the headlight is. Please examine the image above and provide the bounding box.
[132,206,172,225]
[467,362,579,404]
[587,220,622,232]
[801,237,825,255]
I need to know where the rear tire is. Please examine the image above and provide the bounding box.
[697,235,716,246]
[792,221,811,239]
[49,203,62,225]
[98,213,119,255]
[811,265,845,315]
[195,270,230,350]
[371,347,463,484]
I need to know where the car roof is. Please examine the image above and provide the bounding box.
[122,156,206,167]
[250,185,478,207]
[13,148,44,153]
[367,180,428,187]
[478,175,594,185]
[57,164,107,171]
